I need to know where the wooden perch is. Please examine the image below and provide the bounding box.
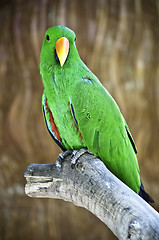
[24,152,159,240]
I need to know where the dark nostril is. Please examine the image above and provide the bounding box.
[46,35,50,41]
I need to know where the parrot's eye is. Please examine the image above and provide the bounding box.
[74,37,76,42]
[46,35,50,41]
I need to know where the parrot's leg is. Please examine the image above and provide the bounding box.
[71,148,94,168]
[56,150,73,171]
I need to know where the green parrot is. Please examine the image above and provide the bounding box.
[40,26,154,203]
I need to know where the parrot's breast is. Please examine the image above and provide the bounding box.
[44,92,86,150]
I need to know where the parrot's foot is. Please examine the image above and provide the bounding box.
[71,148,94,169]
[56,150,73,171]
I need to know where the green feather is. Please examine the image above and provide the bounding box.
[40,26,144,195]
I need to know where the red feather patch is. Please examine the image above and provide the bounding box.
[45,99,61,141]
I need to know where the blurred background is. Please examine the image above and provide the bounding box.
[0,0,159,239]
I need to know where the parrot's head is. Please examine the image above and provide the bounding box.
[40,26,80,73]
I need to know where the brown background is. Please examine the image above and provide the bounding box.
[0,0,159,239]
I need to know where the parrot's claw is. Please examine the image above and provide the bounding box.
[70,148,94,169]
[56,150,73,171]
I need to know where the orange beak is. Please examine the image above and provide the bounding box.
[55,37,69,67]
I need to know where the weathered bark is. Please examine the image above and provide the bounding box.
[24,153,159,240]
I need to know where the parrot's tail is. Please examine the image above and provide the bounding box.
[139,181,154,203]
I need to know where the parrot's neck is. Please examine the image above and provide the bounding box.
[41,46,94,102]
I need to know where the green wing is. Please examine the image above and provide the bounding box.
[71,76,140,193]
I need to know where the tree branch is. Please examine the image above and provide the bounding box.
[24,152,159,240]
